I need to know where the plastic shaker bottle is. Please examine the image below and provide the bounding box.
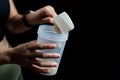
[36,12,74,76]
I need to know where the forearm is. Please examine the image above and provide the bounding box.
[5,0,32,34]
[6,14,32,34]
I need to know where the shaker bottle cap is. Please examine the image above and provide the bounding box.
[53,12,74,34]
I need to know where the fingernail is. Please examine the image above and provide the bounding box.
[56,53,60,57]
[52,62,57,66]
[45,69,51,73]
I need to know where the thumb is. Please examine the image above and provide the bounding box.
[40,17,53,24]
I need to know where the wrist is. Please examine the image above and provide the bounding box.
[5,48,16,64]
[22,10,35,28]
[0,49,12,64]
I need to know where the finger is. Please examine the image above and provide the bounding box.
[26,41,56,50]
[31,60,57,67]
[29,64,51,74]
[31,44,56,49]
[43,5,57,17]
[30,52,60,58]
[49,6,57,17]
[40,17,53,24]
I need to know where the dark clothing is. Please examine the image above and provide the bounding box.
[0,0,10,41]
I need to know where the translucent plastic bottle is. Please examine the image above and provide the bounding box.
[36,12,74,76]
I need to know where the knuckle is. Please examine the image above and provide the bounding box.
[42,53,47,58]
[44,5,54,10]
[30,41,35,44]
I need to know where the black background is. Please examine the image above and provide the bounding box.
[104,0,120,80]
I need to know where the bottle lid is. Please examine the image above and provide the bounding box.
[53,11,74,34]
